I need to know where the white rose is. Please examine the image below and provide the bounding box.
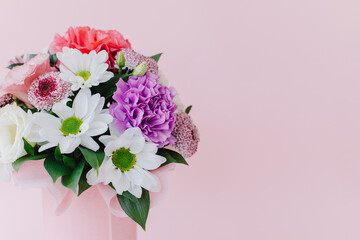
[0,105,33,182]
[157,70,169,87]
[173,95,185,113]
[157,71,185,112]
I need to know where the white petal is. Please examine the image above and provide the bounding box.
[99,135,116,147]
[52,103,74,120]
[86,121,108,136]
[142,142,158,154]
[94,113,113,124]
[97,50,108,63]
[74,92,88,119]
[86,168,100,185]
[139,168,161,192]
[122,127,143,140]
[40,128,63,143]
[129,136,145,154]
[109,123,122,137]
[99,71,114,83]
[136,153,166,170]
[34,113,61,129]
[59,137,81,154]
[128,184,142,198]
[95,97,105,114]
[113,172,130,195]
[80,135,99,152]
[87,94,100,116]
[39,142,58,152]
[80,88,92,98]
[105,137,130,156]
[124,168,144,185]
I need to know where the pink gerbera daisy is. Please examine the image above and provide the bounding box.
[28,72,72,111]
[172,112,200,158]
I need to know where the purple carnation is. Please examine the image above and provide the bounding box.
[110,72,177,147]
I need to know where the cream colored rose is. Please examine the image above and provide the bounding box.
[173,95,185,113]
[157,71,185,112]
[0,104,33,182]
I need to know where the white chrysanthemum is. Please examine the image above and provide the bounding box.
[0,105,33,182]
[57,47,114,91]
[30,88,112,154]
[86,127,166,198]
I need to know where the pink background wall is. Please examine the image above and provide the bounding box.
[1,0,360,239]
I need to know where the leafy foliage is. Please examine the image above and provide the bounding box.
[117,189,150,230]
[185,105,193,114]
[44,155,72,183]
[23,138,35,156]
[157,148,189,167]
[7,63,23,70]
[78,164,92,196]
[12,153,48,172]
[79,147,105,174]
[62,159,86,193]
[150,53,163,62]
[49,54,58,67]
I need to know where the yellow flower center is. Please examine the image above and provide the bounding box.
[76,71,91,81]
[60,117,83,136]
[112,148,137,172]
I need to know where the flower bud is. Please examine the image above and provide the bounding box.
[116,51,125,68]
[132,61,148,76]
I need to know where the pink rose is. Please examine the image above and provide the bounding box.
[49,26,132,67]
[1,53,51,105]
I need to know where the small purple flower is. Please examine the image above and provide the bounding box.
[110,72,177,147]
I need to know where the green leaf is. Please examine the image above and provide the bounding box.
[150,53,162,62]
[12,154,48,172]
[96,151,105,167]
[123,191,139,204]
[63,156,76,168]
[7,63,23,70]
[28,54,37,59]
[157,148,189,167]
[79,147,105,173]
[44,155,71,183]
[92,74,121,99]
[117,189,150,230]
[185,105,193,114]
[62,159,86,193]
[22,138,34,156]
[49,54,58,67]
[78,167,92,196]
[55,145,62,161]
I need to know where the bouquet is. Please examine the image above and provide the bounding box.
[0,26,199,230]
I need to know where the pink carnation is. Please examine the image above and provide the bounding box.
[50,26,131,68]
[28,72,72,110]
[172,112,200,158]
[0,93,13,107]
[1,53,51,105]
[119,49,159,74]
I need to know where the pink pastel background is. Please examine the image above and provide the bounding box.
[1,0,360,239]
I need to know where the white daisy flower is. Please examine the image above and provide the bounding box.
[86,127,166,198]
[57,47,114,91]
[30,88,112,154]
